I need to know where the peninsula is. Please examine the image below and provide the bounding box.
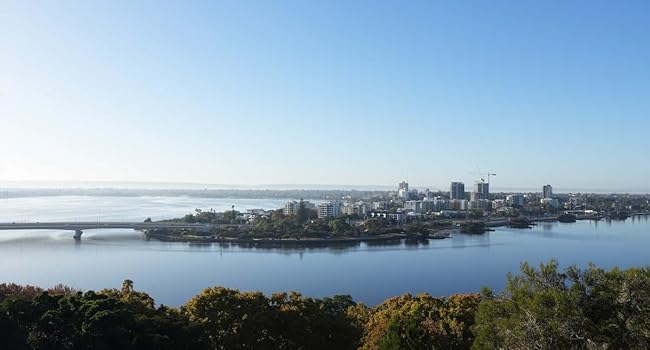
[142,181,650,245]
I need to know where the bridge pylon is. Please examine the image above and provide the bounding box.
[73,230,83,240]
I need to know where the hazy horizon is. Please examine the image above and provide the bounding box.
[0,179,648,194]
[2,1,648,190]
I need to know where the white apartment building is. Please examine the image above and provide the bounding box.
[318,201,342,219]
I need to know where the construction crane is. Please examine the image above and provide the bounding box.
[470,170,497,185]
[481,172,496,185]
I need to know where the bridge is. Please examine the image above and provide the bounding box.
[0,222,215,240]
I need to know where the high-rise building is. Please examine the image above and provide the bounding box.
[450,182,465,200]
[543,184,553,199]
[506,194,525,207]
[471,182,489,201]
[398,181,409,200]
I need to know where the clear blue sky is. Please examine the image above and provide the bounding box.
[1,1,649,192]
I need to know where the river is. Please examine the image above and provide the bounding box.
[0,196,648,306]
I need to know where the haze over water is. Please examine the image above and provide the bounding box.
[0,196,648,306]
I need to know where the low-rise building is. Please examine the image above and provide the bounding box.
[369,211,407,225]
[246,208,271,216]
[405,199,446,213]
[343,201,370,216]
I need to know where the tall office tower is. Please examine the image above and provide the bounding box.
[398,181,409,200]
[450,182,465,200]
[472,182,489,201]
[543,184,553,199]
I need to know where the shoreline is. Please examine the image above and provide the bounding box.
[143,214,648,245]
[145,230,453,246]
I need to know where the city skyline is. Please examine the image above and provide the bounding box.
[0,179,644,195]
[2,1,649,191]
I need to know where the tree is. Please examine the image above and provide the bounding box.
[360,293,480,350]
[122,279,134,293]
[0,282,207,350]
[471,260,650,349]
[329,217,351,234]
[182,287,362,350]
[295,198,308,224]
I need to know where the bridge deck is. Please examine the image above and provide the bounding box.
[0,222,211,231]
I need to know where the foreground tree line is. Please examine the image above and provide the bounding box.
[1,261,649,349]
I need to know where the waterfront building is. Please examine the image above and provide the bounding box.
[405,198,446,213]
[245,208,273,221]
[506,194,525,207]
[543,184,553,199]
[450,182,465,200]
[370,211,407,225]
[318,201,342,219]
[246,208,273,216]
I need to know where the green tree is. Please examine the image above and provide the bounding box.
[295,199,308,224]
[360,293,480,350]
[182,287,362,350]
[472,260,650,349]
[328,217,351,234]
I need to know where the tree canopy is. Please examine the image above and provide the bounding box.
[1,261,649,349]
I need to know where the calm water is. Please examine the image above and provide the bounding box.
[0,196,648,306]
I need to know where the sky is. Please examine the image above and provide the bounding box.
[1,1,649,192]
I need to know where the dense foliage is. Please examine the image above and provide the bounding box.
[472,260,650,349]
[1,261,648,349]
[0,281,204,350]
